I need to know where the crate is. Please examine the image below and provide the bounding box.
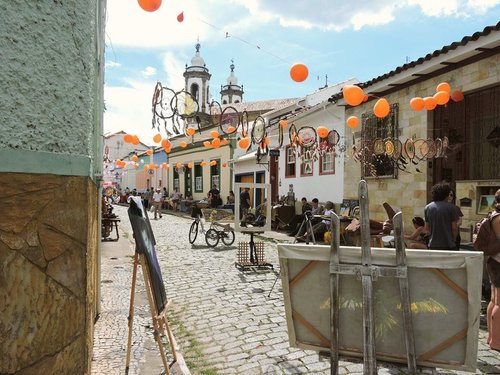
[201,208,234,223]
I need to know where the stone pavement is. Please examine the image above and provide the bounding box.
[92,205,500,375]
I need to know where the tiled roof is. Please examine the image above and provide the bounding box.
[360,22,500,89]
[218,98,300,114]
[329,22,500,100]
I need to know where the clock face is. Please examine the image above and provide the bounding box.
[252,117,266,143]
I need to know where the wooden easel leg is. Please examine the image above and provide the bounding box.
[160,315,178,362]
[140,255,171,375]
[125,252,139,373]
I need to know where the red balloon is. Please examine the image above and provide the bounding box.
[290,63,308,82]
[177,12,184,22]
[138,0,162,12]
[450,90,464,102]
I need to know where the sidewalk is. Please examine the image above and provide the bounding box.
[92,206,500,374]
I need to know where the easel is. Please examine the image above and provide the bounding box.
[294,212,316,244]
[327,180,427,375]
[125,252,177,374]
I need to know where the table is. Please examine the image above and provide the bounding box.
[102,217,120,241]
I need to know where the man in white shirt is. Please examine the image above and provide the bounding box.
[152,188,163,219]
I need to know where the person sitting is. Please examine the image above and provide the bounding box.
[404,216,429,249]
[294,198,324,238]
[297,201,335,243]
[227,190,235,204]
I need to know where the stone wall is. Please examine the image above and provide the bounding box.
[344,54,500,227]
[0,173,97,374]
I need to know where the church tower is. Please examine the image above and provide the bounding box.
[220,60,244,105]
[183,42,211,114]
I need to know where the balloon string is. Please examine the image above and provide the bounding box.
[196,16,325,80]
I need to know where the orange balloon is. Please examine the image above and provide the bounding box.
[123,134,133,143]
[143,165,149,171]
[410,97,425,111]
[317,126,328,139]
[161,139,170,148]
[153,133,162,143]
[227,126,236,134]
[342,85,365,106]
[186,127,196,136]
[280,119,287,129]
[187,162,193,169]
[238,137,250,149]
[176,162,182,169]
[132,135,140,145]
[423,96,437,110]
[290,63,309,82]
[146,149,153,156]
[222,163,227,167]
[436,82,451,93]
[264,136,270,146]
[203,140,211,148]
[221,138,228,145]
[131,155,138,162]
[180,141,188,148]
[210,130,219,138]
[212,138,221,148]
[433,91,450,105]
[450,90,464,102]
[346,116,359,128]
[200,161,207,167]
[137,0,162,12]
[161,162,168,169]
[373,98,390,118]
[210,160,217,166]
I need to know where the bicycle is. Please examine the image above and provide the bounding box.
[189,204,235,248]
[205,222,235,248]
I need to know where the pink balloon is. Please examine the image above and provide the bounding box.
[177,12,184,22]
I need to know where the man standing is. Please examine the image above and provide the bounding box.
[208,184,221,208]
[152,188,163,219]
[240,187,251,219]
[424,182,460,250]
[144,187,153,209]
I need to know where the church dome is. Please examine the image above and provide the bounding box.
[226,62,238,85]
[190,42,205,67]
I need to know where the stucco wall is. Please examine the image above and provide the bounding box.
[0,1,104,374]
[344,54,500,226]
[0,0,103,178]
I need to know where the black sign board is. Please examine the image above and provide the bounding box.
[269,149,280,157]
[128,196,167,315]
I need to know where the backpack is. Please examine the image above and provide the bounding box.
[473,211,500,256]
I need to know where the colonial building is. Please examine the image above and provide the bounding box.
[337,22,500,237]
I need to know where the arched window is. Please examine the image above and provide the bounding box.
[222,100,227,105]
[190,83,199,101]
[234,100,240,103]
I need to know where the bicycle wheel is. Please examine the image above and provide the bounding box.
[189,221,198,244]
[221,230,235,246]
[205,229,219,248]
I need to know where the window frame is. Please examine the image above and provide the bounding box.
[285,145,296,178]
[319,149,335,175]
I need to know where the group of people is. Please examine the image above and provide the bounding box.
[285,197,334,242]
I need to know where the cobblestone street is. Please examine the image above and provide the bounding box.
[92,205,500,375]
